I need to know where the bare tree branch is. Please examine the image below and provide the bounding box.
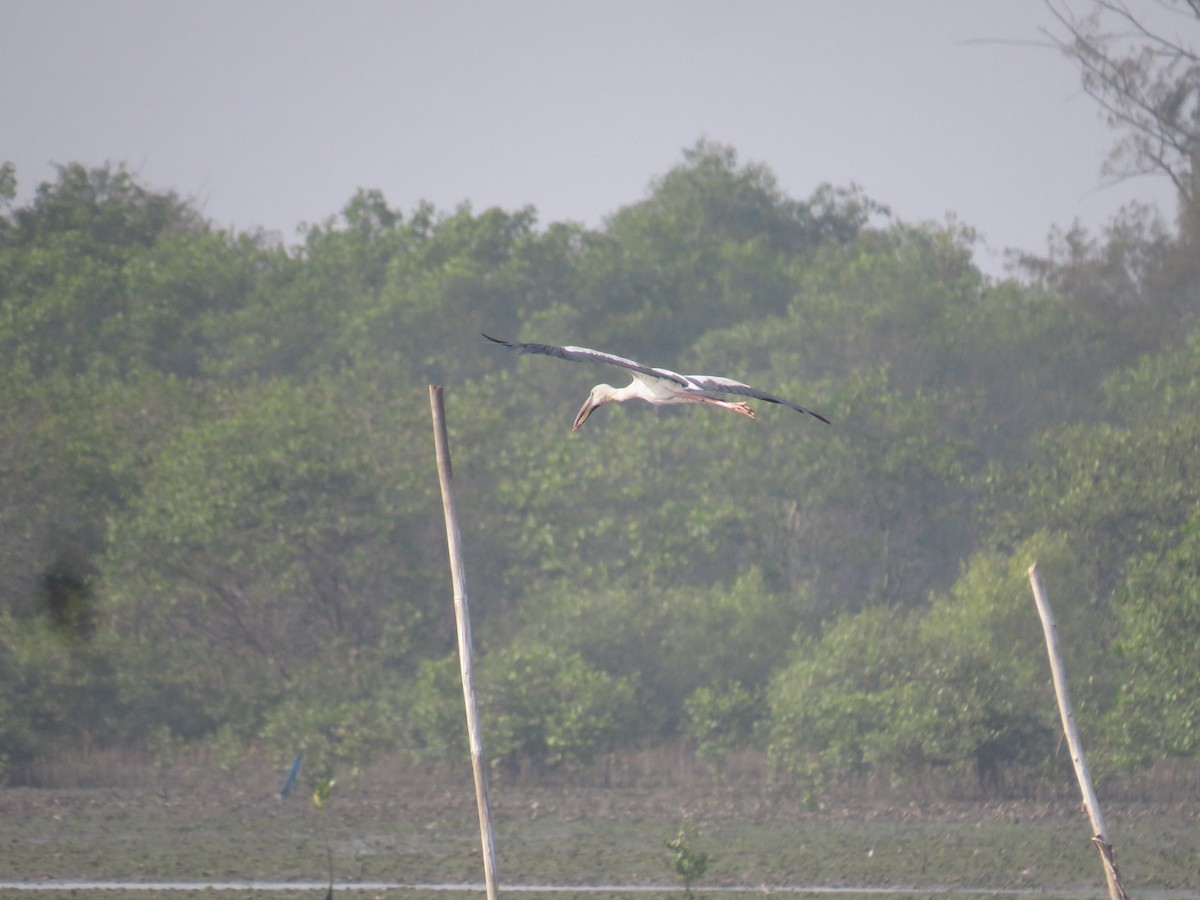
[1044,0,1200,210]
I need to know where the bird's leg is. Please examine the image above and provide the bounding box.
[695,397,757,419]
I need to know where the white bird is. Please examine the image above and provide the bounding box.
[483,334,830,431]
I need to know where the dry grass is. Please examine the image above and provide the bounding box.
[1,746,1197,897]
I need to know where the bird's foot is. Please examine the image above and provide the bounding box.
[733,402,756,419]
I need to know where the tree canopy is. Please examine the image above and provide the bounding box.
[2,121,1198,793]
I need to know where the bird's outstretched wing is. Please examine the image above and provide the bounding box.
[683,375,831,424]
[482,334,689,387]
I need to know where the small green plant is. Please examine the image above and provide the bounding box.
[665,822,710,899]
[312,776,337,900]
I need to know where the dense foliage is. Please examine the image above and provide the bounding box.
[1,133,1198,793]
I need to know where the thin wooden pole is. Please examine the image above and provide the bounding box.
[1027,562,1127,900]
[429,385,499,900]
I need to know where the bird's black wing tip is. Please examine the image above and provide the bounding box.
[482,332,514,348]
[762,392,831,424]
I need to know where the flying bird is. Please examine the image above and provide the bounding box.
[483,334,830,430]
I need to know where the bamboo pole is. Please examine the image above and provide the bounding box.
[429,385,499,900]
[1027,562,1127,900]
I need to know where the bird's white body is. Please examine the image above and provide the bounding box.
[483,334,830,430]
[581,371,761,427]
[594,373,687,405]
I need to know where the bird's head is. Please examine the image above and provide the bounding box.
[572,384,617,431]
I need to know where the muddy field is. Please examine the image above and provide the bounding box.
[1,755,1197,899]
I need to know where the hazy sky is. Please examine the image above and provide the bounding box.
[1,1,1182,277]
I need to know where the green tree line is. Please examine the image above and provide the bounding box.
[1,129,1197,792]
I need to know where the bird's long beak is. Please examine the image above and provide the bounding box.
[572,398,596,431]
